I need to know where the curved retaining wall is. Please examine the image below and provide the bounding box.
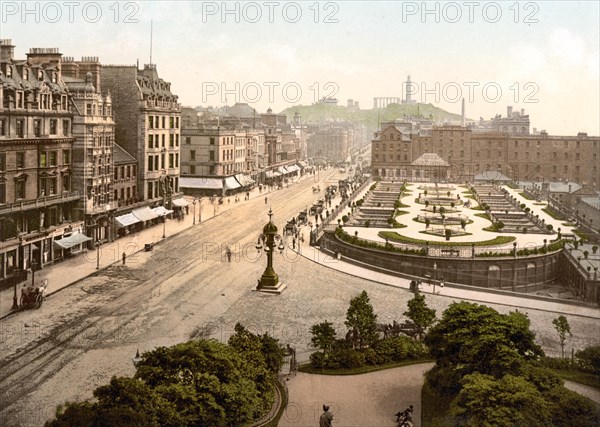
[319,230,561,292]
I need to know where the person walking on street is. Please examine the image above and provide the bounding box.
[265,196,268,204]
[122,251,126,265]
[225,245,232,262]
[319,404,333,427]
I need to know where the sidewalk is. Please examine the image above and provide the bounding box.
[294,222,600,320]
[0,173,313,319]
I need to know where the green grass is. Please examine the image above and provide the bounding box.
[298,358,433,376]
[533,202,546,206]
[573,228,592,241]
[542,207,567,221]
[379,231,516,247]
[562,222,576,227]
[420,230,472,238]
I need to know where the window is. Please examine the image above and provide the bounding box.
[170,117,174,128]
[16,152,25,168]
[0,119,5,136]
[0,153,5,172]
[149,116,154,129]
[148,182,153,199]
[16,120,25,138]
[148,156,153,171]
[148,134,153,148]
[63,120,69,136]
[190,150,196,160]
[185,137,191,144]
[15,180,25,199]
[169,153,174,168]
[175,154,179,167]
[209,151,215,161]
[169,134,174,147]
[176,117,179,128]
[190,165,196,174]
[40,152,47,167]
[49,151,57,166]
[50,120,57,135]
[176,134,179,146]
[162,134,165,147]
[210,137,215,145]
[575,153,580,160]
[34,120,41,137]
[162,116,165,128]
[0,182,5,204]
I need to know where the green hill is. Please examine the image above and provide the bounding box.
[280,102,463,128]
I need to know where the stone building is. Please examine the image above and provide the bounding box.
[372,124,600,190]
[112,143,138,209]
[0,40,83,282]
[101,63,181,207]
[61,56,117,244]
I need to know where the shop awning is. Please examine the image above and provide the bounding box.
[171,198,189,207]
[265,170,282,178]
[53,233,92,250]
[287,165,300,173]
[277,166,289,175]
[115,213,142,227]
[234,174,255,187]
[180,177,223,190]
[297,161,308,168]
[152,206,174,216]
[132,206,159,222]
[224,176,241,190]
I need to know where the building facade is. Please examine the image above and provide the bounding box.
[62,56,117,244]
[0,41,82,283]
[372,124,600,190]
[101,64,181,208]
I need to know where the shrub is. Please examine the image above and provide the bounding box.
[334,347,366,369]
[342,215,349,223]
[576,346,600,374]
[365,220,370,228]
[546,224,553,232]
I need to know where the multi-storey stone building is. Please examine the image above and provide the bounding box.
[0,41,82,283]
[112,143,137,209]
[62,56,116,244]
[372,124,600,190]
[101,63,181,208]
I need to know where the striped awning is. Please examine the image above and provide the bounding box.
[53,233,92,250]
[115,213,142,227]
[132,206,159,222]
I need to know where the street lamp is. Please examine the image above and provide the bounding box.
[198,197,202,223]
[192,198,197,225]
[96,242,100,270]
[432,262,437,294]
[255,208,286,293]
[162,215,167,239]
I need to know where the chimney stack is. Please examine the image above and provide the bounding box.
[461,98,465,127]
[0,39,15,61]
[507,106,513,117]
[521,108,525,116]
[26,47,63,79]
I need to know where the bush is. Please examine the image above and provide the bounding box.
[576,346,600,374]
[342,215,349,223]
[334,347,366,369]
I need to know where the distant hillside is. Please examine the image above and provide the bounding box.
[280,103,463,128]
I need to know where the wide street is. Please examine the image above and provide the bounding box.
[1,169,599,426]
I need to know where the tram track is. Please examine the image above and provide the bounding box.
[0,171,340,419]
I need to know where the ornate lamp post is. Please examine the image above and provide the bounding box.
[254,208,287,294]
[192,198,197,225]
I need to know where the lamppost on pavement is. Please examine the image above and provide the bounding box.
[96,241,100,270]
[198,197,202,223]
[162,215,167,239]
[254,208,287,294]
[192,198,197,225]
[432,262,437,294]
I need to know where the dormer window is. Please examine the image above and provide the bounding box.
[6,66,11,78]
[23,68,29,80]
[51,72,57,83]
[38,70,44,81]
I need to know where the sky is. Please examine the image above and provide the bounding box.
[1,0,598,135]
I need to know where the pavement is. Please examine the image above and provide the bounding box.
[5,176,598,320]
[0,176,301,319]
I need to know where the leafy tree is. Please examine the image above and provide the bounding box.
[403,293,436,340]
[424,302,543,395]
[345,290,378,349]
[552,315,571,358]
[310,321,337,354]
[575,346,600,373]
[450,373,552,426]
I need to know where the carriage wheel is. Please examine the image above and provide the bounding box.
[35,296,43,309]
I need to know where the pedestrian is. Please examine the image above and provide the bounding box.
[265,196,268,204]
[225,245,232,262]
[122,251,126,265]
[319,404,333,427]
[292,237,296,250]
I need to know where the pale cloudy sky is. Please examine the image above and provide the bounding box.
[1,0,598,135]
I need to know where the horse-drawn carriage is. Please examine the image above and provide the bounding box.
[297,210,308,225]
[312,185,321,193]
[284,218,298,237]
[20,279,48,310]
[309,203,323,216]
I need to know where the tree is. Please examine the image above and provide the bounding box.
[345,290,378,349]
[424,303,543,395]
[575,346,600,373]
[552,315,571,358]
[310,321,337,354]
[403,293,436,340]
[450,373,552,426]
